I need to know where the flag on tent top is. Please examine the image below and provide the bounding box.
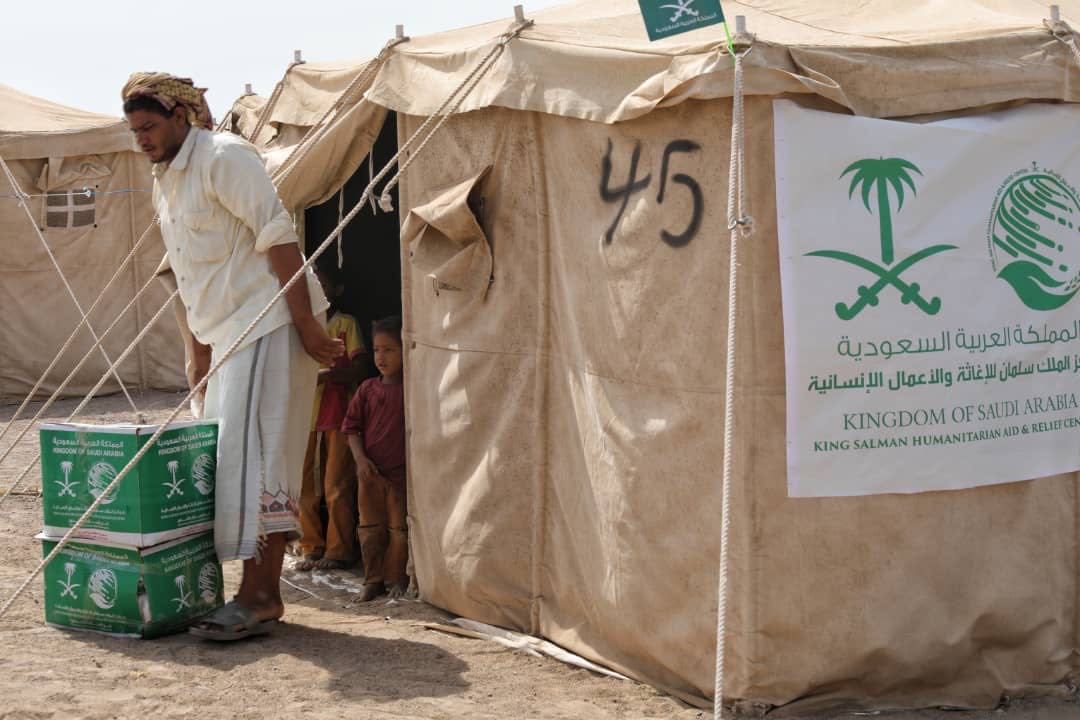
[637,0,726,41]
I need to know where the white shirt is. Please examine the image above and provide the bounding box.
[153,127,328,352]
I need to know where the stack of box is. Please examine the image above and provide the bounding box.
[37,421,224,638]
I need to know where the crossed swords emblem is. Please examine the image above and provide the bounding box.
[807,157,955,319]
[173,576,192,610]
[56,461,77,498]
[59,562,80,599]
[164,460,185,499]
[660,0,699,23]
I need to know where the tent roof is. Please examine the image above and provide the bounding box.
[361,0,1080,121]
[0,83,134,159]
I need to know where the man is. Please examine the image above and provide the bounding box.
[123,73,343,640]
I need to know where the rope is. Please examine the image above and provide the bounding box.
[270,39,403,190]
[0,220,157,452]
[247,62,303,145]
[1046,17,1080,68]
[376,20,533,213]
[337,187,345,268]
[0,260,168,506]
[0,289,177,619]
[714,42,754,720]
[0,188,152,200]
[0,18,530,621]
[0,156,141,419]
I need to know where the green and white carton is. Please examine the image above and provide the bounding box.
[40,421,218,546]
[38,531,224,638]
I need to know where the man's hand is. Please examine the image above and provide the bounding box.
[297,316,344,365]
[192,340,212,392]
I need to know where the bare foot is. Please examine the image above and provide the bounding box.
[315,558,346,571]
[361,582,384,602]
[387,582,408,599]
[296,553,322,571]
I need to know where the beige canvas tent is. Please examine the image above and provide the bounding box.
[240,1,1080,712]
[0,84,184,403]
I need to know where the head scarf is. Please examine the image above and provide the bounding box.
[121,73,214,129]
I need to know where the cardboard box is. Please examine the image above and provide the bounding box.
[40,421,218,546]
[39,532,224,638]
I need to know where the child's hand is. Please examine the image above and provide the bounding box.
[356,457,381,483]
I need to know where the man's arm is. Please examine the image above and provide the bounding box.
[158,269,211,415]
[267,244,342,365]
[208,141,343,365]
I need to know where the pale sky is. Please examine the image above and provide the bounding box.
[2,0,569,119]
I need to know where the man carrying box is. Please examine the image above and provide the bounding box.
[122,73,343,640]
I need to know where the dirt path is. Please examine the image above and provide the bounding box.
[1,392,1078,719]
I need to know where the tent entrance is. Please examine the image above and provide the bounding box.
[303,111,402,356]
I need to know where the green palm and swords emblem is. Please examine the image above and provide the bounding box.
[806,158,956,320]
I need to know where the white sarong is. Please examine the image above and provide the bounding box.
[204,322,319,561]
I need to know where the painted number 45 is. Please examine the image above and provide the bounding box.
[600,139,704,248]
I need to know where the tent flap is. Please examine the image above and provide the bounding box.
[404,166,493,301]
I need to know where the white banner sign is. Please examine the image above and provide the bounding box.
[775,100,1080,497]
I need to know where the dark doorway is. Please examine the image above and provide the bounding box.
[304,112,401,356]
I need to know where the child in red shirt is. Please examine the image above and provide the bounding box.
[342,316,407,601]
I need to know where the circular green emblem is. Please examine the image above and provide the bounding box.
[88,568,118,610]
[990,171,1080,310]
[192,453,215,497]
[86,461,118,505]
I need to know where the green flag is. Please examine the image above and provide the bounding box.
[638,0,726,41]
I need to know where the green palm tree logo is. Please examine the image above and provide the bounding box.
[806,157,956,320]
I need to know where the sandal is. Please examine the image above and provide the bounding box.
[189,600,279,642]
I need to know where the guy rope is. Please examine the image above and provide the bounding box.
[0,258,172,506]
[0,220,158,456]
[0,156,142,420]
[713,18,754,720]
[0,15,533,620]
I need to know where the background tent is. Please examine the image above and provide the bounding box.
[0,83,184,403]
[238,1,1080,711]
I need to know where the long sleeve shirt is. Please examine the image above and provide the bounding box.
[153,127,328,352]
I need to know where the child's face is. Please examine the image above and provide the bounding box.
[372,332,403,379]
[315,270,343,301]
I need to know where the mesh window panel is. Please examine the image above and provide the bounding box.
[72,210,95,227]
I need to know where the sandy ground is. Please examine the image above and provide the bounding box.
[1,391,1079,720]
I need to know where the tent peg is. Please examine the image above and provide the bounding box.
[1050,5,1061,21]
[515,5,525,23]
[244,83,253,95]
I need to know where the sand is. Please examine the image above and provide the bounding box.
[1,391,1078,719]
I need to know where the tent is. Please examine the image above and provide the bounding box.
[0,83,184,403]
[239,1,1080,711]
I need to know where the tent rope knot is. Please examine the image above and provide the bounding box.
[1045,18,1080,68]
[378,190,395,213]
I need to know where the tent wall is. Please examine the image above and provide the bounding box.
[397,98,1078,709]
[0,150,184,402]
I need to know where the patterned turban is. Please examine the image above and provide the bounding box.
[122,73,214,129]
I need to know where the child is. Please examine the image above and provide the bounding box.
[297,266,366,571]
[342,315,407,600]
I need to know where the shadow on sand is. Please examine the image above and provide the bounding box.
[67,616,470,704]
